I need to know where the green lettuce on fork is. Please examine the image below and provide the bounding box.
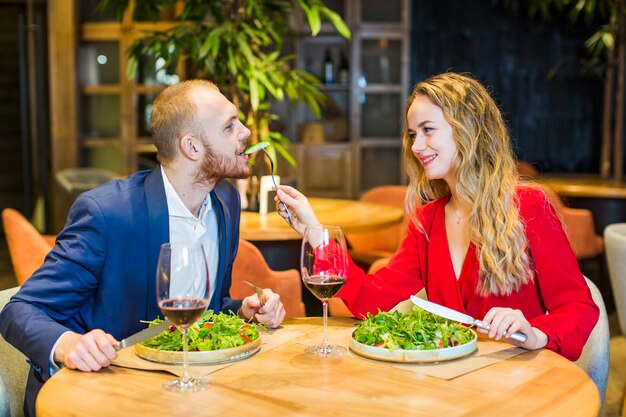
[141,310,266,352]
[353,306,474,351]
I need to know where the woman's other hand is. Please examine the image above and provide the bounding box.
[480,307,548,350]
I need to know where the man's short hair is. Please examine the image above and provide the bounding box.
[150,79,219,162]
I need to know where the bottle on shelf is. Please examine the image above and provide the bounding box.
[338,51,349,85]
[323,48,334,84]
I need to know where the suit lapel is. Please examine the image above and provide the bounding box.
[209,183,231,312]
[145,166,169,320]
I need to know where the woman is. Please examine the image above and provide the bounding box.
[276,72,598,361]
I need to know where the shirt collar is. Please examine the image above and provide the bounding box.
[161,165,212,220]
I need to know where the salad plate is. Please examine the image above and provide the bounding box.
[134,311,264,365]
[349,307,477,363]
[135,337,261,365]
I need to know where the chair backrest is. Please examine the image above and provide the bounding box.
[604,223,626,336]
[534,184,603,259]
[346,185,409,255]
[1,209,55,285]
[575,277,610,408]
[0,286,28,417]
[515,161,539,179]
[230,239,305,318]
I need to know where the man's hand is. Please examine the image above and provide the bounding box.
[240,288,286,328]
[54,330,118,372]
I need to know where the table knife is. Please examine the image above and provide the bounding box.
[409,295,527,343]
[113,320,172,351]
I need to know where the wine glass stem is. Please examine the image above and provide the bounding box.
[181,327,191,384]
[322,299,329,347]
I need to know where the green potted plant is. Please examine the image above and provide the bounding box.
[97,0,350,172]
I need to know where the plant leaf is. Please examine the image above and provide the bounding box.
[126,55,138,80]
[249,77,259,112]
[302,3,322,35]
[322,8,351,39]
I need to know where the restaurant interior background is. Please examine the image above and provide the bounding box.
[0,0,624,415]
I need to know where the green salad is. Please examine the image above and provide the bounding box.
[353,306,474,351]
[141,310,265,352]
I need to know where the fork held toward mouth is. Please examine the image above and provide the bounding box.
[261,148,294,225]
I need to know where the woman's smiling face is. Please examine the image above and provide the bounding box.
[406,94,457,185]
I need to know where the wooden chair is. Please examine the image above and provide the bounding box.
[230,239,305,318]
[346,185,410,270]
[604,223,626,417]
[535,184,604,260]
[0,286,29,417]
[516,161,539,179]
[514,163,603,260]
[575,277,610,410]
[1,209,55,286]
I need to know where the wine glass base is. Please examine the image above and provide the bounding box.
[305,344,347,357]
[162,377,210,392]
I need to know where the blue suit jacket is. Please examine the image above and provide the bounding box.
[0,167,242,416]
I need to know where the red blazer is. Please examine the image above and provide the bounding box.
[338,185,599,361]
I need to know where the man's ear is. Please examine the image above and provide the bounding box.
[179,134,202,161]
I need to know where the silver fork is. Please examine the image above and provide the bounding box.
[261,148,294,225]
[243,280,265,306]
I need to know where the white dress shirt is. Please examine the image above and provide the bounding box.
[161,166,219,303]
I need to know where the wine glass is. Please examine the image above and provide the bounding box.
[300,224,348,357]
[156,242,210,392]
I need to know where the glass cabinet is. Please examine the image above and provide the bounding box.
[75,0,181,175]
[282,0,410,198]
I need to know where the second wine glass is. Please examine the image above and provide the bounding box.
[300,224,348,357]
[156,242,210,392]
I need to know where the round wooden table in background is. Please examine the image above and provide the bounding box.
[240,198,405,315]
[240,197,405,241]
[36,317,600,417]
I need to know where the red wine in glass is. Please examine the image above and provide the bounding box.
[303,275,346,300]
[159,298,209,327]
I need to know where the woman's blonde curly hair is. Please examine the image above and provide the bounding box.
[403,72,533,296]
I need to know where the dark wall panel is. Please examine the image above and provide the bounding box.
[0,5,26,217]
[411,0,603,173]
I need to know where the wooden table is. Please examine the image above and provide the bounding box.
[538,174,626,199]
[241,198,404,315]
[37,317,599,417]
[240,197,405,241]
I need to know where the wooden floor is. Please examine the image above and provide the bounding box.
[0,239,623,416]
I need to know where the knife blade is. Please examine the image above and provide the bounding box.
[114,320,172,351]
[409,295,527,343]
[243,280,265,306]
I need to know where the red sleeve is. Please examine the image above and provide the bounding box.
[518,186,599,361]
[336,207,429,318]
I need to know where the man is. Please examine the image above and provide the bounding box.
[0,80,286,417]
